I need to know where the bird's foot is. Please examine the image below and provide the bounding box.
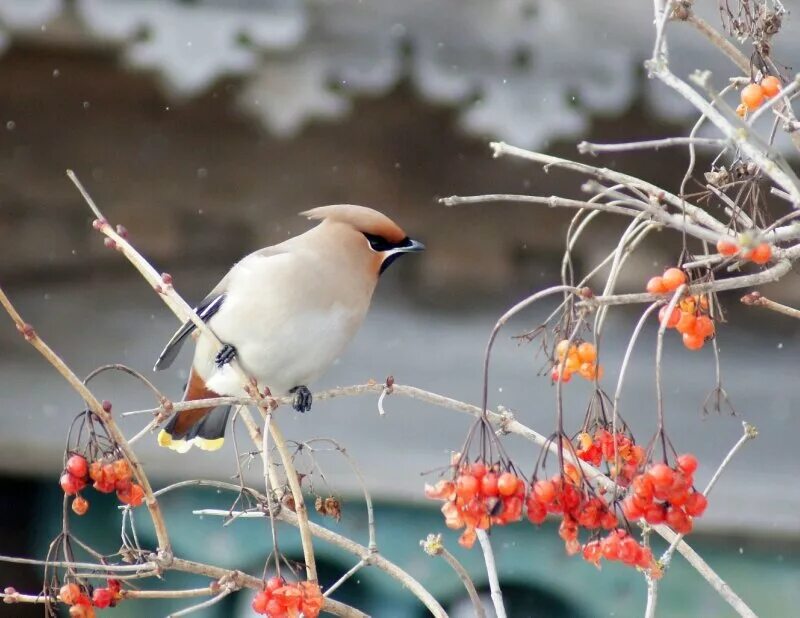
[214,344,237,368]
[290,385,312,413]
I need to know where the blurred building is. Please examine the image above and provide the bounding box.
[1,1,800,616]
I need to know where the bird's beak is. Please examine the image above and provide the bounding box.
[402,238,425,253]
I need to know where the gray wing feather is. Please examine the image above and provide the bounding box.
[153,291,226,371]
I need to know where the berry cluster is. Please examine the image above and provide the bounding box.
[581,530,658,576]
[657,293,715,351]
[59,579,121,617]
[526,468,612,536]
[575,429,645,486]
[60,454,144,515]
[425,460,525,548]
[716,237,772,265]
[525,465,661,577]
[551,340,603,383]
[737,76,782,116]
[621,455,708,534]
[251,577,323,618]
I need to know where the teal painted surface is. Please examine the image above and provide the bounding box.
[32,484,800,617]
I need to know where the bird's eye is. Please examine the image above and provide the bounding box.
[363,233,412,252]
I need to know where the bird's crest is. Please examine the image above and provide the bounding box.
[301,204,407,243]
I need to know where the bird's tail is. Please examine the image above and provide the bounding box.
[157,368,229,453]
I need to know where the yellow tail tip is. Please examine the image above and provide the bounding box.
[157,429,192,453]
[193,437,225,451]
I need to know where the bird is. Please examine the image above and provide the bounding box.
[153,204,424,453]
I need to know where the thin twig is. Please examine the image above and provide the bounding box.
[476,530,506,618]
[421,534,485,618]
[578,136,726,154]
[741,291,800,320]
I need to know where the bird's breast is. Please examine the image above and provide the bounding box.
[197,301,367,397]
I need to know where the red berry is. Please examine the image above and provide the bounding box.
[455,474,479,501]
[251,590,269,614]
[622,496,643,520]
[551,364,572,383]
[117,483,145,507]
[497,472,519,497]
[685,492,708,517]
[632,475,655,500]
[266,598,284,615]
[658,306,681,329]
[644,504,666,525]
[666,506,688,530]
[682,332,705,350]
[746,243,772,265]
[66,455,89,479]
[469,462,487,480]
[676,454,698,475]
[481,472,499,497]
[648,463,674,489]
[92,588,113,609]
[60,473,83,496]
[716,238,739,257]
[526,496,547,524]
[533,479,556,504]
[693,316,715,338]
[266,576,285,593]
[619,537,641,565]
[600,511,618,530]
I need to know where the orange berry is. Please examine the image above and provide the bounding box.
[761,75,782,98]
[675,312,697,335]
[565,353,581,373]
[551,364,572,383]
[716,238,739,257]
[578,362,596,380]
[646,276,667,294]
[113,459,132,482]
[735,103,747,118]
[741,83,765,110]
[746,243,772,265]
[71,496,89,516]
[661,267,687,291]
[693,315,715,338]
[497,472,520,497]
[455,474,479,501]
[59,583,82,605]
[658,306,681,328]
[682,332,705,350]
[577,342,597,363]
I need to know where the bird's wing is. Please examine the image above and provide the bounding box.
[153,281,227,371]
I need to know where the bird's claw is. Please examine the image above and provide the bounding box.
[215,344,237,368]
[290,385,312,413]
